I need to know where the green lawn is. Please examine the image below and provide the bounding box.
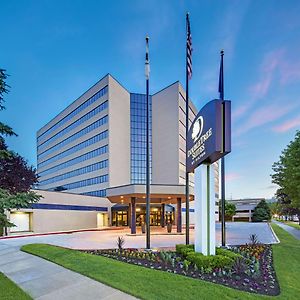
[21,224,300,300]
[281,221,300,230]
[0,273,32,300]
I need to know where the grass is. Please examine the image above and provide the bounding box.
[277,220,300,230]
[21,224,300,300]
[0,272,32,300]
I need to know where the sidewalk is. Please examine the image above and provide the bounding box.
[272,220,300,240]
[0,241,137,300]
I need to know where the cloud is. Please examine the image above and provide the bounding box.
[273,115,300,133]
[226,172,241,182]
[280,61,300,85]
[234,102,296,136]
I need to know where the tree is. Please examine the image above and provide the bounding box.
[252,200,271,222]
[0,189,40,235]
[0,141,38,193]
[271,131,300,224]
[0,68,41,235]
[219,200,236,220]
[0,69,17,159]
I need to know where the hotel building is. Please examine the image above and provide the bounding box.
[8,74,219,234]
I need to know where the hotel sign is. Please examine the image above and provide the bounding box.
[187,99,231,173]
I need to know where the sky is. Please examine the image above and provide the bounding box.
[1,0,300,200]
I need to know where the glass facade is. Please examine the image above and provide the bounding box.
[38,130,108,166]
[82,190,107,197]
[50,174,108,191]
[37,85,108,143]
[38,115,108,156]
[38,145,108,177]
[38,101,108,151]
[37,83,110,198]
[130,93,152,184]
[39,160,108,186]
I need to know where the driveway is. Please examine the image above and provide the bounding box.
[0,222,278,250]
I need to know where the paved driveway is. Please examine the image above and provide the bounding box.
[0,222,277,250]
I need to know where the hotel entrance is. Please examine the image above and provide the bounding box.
[111,204,174,227]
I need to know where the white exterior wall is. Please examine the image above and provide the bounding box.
[108,76,131,187]
[152,83,180,185]
[152,82,197,188]
[37,75,110,194]
[9,190,112,234]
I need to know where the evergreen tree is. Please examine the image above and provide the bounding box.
[0,68,41,235]
[0,69,17,159]
[252,199,271,222]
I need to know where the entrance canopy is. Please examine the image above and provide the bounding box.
[106,184,194,204]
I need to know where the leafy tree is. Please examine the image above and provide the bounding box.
[219,200,236,220]
[272,131,300,224]
[0,189,40,235]
[0,141,38,193]
[252,199,271,222]
[0,69,17,159]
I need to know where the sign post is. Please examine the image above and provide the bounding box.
[187,99,231,255]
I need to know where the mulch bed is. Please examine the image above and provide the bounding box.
[82,244,280,296]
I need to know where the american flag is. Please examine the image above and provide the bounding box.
[186,13,193,80]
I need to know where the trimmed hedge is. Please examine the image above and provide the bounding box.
[187,252,233,270]
[175,244,194,258]
[176,244,240,270]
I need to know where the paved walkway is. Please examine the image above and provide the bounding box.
[0,241,137,300]
[273,220,300,240]
[1,223,277,250]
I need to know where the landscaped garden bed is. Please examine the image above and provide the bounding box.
[83,235,280,296]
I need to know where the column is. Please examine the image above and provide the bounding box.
[177,198,182,233]
[128,203,131,228]
[195,164,216,255]
[131,197,136,234]
[161,203,165,227]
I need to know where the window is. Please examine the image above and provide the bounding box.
[130,93,152,184]
[38,101,108,150]
[38,145,108,177]
[39,160,108,186]
[37,115,108,158]
[38,85,108,143]
[50,174,109,191]
[38,130,108,165]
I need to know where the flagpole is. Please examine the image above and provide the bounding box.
[219,49,226,247]
[145,36,151,249]
[185,13,190,245]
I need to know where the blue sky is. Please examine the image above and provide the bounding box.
[1,0,300,199]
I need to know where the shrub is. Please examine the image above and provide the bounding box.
[116,236,125,250]
[232,257,247,274]
[186,252,233,270]
[216,248,242,260]
[252,200,271,222]
[175,244,194,258]
[249,233,260,245]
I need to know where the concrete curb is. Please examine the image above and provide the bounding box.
[269,222,280,244]
[0,227,124,240]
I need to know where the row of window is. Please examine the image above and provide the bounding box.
[38,85,108,143]
[38,101,108,151]
[81,190,107,197]
[130,121,152,130]
[130,93,152,184]
[38,145,108,178]
[50,174,109,191]
[39,160,108,186]
[38,130,108,167]
[38,115,108,159]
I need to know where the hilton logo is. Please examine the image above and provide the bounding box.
[191,116,204,142]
